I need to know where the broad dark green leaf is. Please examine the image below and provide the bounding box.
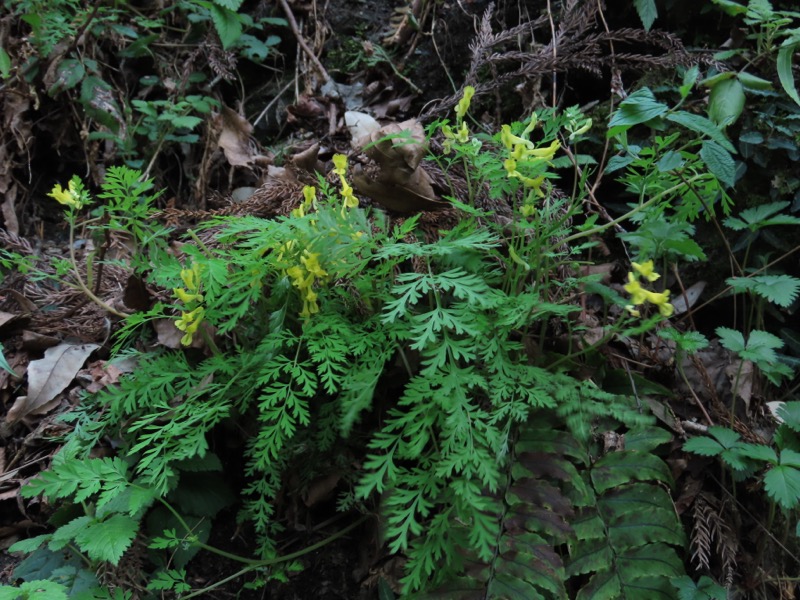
[699,140,735,187]
[708,78,745,127]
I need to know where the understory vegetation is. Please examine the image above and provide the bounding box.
[0,0,799,599]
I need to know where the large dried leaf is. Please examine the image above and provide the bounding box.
[216,105,255,166]
[351,118,449,213]
[6,343,99,423]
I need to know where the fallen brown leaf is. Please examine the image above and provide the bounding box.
[6,342,99,423]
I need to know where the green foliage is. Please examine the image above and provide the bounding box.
[8,101,701,595]
[685,404,800,511]
[5,0,286,169]
[672,575,727,600]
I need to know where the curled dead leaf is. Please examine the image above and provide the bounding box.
[350,118,449,214]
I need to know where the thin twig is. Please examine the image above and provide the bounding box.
[278,0,331,84]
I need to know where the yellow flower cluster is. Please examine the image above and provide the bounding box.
[624,260,674,318]
[441,85,475,154]
[292,185,318,218]
[173,263,206,345]
[48,178,87,210]
[333,154,359,215]
[500,118,560,197]
[286,250,328,318]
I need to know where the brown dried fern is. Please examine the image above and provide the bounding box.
[421,0,714,120]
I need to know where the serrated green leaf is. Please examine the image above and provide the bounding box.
[699,140,735,187]
[163,115,203,129]
[727,275,800,308]
[8,534,51,554]
[684,436,726,456]
[633,0,658,30]
[213,0,243,9]
[708,77,745,127]
[7,580,69,600]
[780,449,800,469]
[764,464,800,509]
[673,574,727,599]
[741,329,783,365]
[777,402,800,432]
[74,514,138,565]
[716,326,745,353]
[666,111,736,153]
[49,516,93,551]
[210,5,242,49]
[737,443,777,464]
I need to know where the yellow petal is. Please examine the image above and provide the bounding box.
[455,86,475,120]
[332,154,348,176]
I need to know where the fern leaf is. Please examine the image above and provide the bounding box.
[590,451,673,492]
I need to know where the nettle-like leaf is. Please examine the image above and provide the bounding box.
[727,274,800,308]
[684,426,753,471]
[672,575,727,600]
[716,327,784,367]
[777,402,800,433]
[699,140,736,187]
[74,514,139,565]
[724,201,800,231]
[764,451,800,510]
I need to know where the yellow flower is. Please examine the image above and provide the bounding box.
[174,288,203,304]
[332,154,348,176]
[624,271,674,318]
[526,139,561,161]
[624,273,648,305]
[625,305,641,317]
[503,157,518,175]
[455,86,475,120]
[568,118,592,140]
[303,185,317,207]
[644,288,674,317]
[340,178,358,210]
[175,306,205,346]
[300,251,328,278]
[180,264,202,292]
[500,124,533,152]
[441,121,470,154]
[631,260,660,282]
[48,180,84,209]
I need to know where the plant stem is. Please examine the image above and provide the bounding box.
[551,174,705,252]
[177,515,369,599]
